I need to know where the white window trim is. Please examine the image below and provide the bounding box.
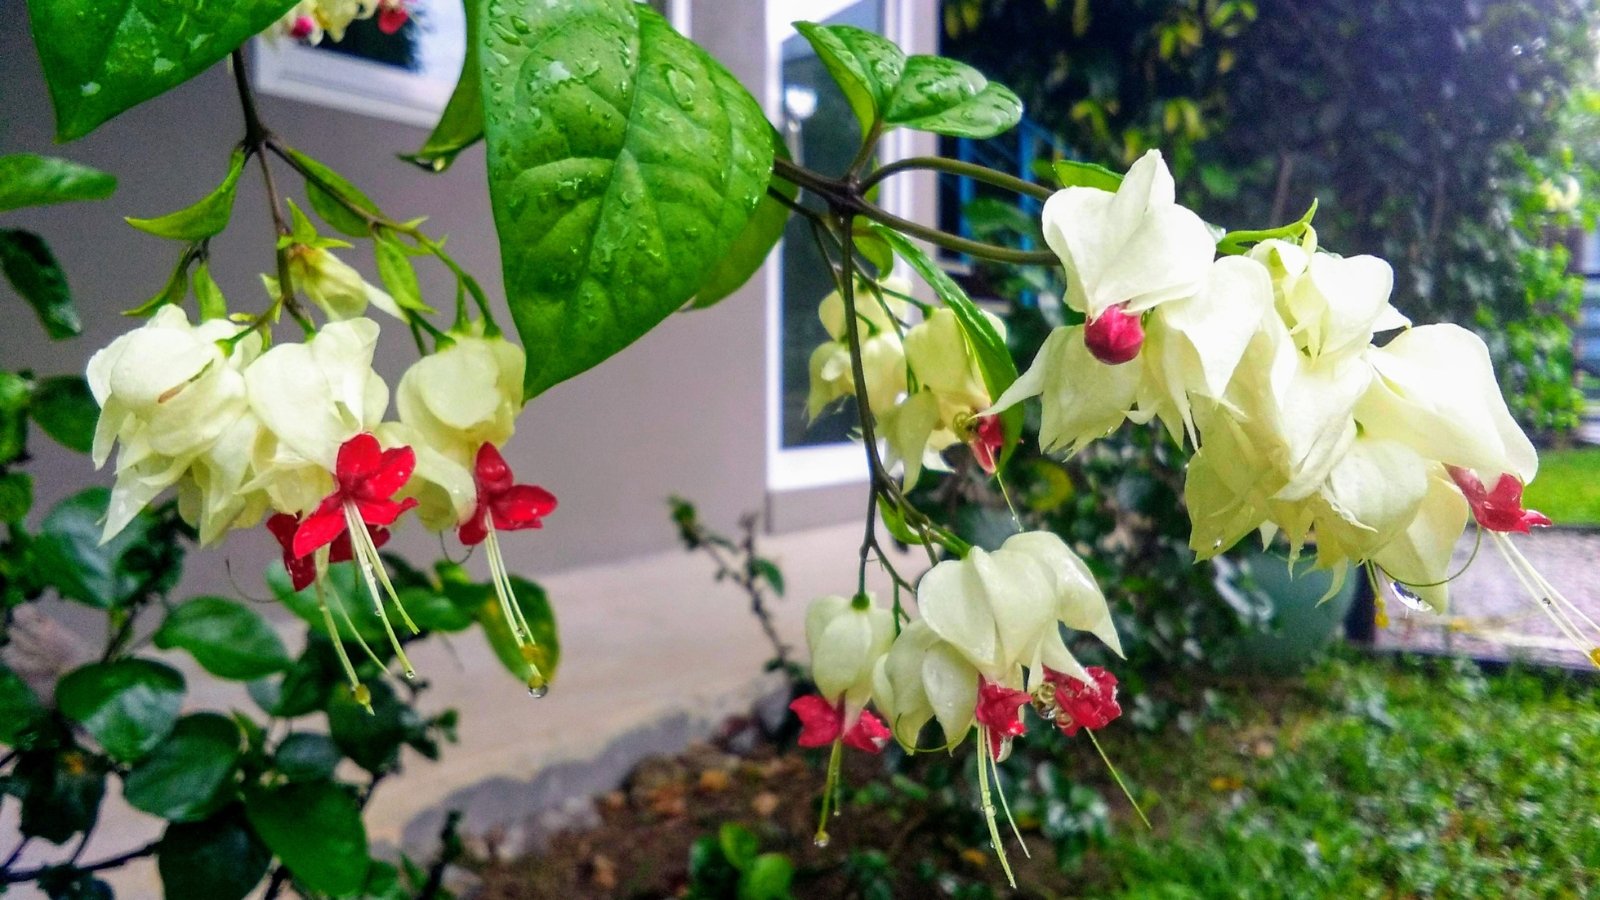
[764,0,917,493]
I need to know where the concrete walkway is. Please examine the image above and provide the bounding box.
[2,521,913,899]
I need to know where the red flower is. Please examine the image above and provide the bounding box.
[969,415,1005,475]
[975,678,1031,759]
[377,2,410,34]
[1083,304,1145,365]
[789,695,890,754]
[458,443,558,546]
[1447,466,1553,534]
[268,513,391,591]
[1045,666,1122,737]
[292,433,418,560]
[289,15,317,39]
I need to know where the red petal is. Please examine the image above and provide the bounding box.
[354,496,417,527]
[490,484,558,531]
[789,695,844,748]
[268,514,317,591]
[293,507,349,559]
[842,710,891,754]
[377,6,409,33]
[358,445,416,501]
[474,443,515,495]
[1084,304,1145,365]
[266,513,299,555]
[336,433,384,487]
[328,532,356,564]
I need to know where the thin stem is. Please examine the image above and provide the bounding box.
[847,120,884,178]
[861,155,1055,202]
[858,200,1059,265]
[858,483,879,596]
[1,842,157,884]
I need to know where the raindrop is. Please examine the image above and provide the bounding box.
[527,679,550,699]
[152,57,174,75]
[665,67,697,109]
[813,833,831,849]
[403,668,417,680]
[1389,581,1433,613]
[80,82,101,97]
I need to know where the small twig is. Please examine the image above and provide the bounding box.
[1,841,157,884]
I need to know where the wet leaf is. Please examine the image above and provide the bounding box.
[153,596,293,680]
[401,0,484,172]
[56,659,185,762]
[28,375,98,454]
[243,780,369,895]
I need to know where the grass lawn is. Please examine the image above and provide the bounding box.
[1525,446,1600,526]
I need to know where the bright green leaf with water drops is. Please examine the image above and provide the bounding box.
[792,23,1022,141]
[0,155,116,212]
[403,0,485,172]
[481,0,774,398]
[125,149,247,240]
[690,127,795,309]
[24,0,300,141]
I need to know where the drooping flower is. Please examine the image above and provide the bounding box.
[458,443,558,546]
[1037,666,1122,737]
[975,678,1031,760]
[884,307,1007,485]
[266,511,389,592]
[790,695,891,752]
[291,432,417,559]
[1083,304,1145,365]
[1447,466,1551,534]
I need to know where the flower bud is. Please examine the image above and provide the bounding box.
[282,245,403,322]
[1083,304,1144,365]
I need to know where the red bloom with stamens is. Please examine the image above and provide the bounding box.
[458,443,558,546]
[1447,466,1553,534]
[790,695,890,753]
[268,512,391,591]
[1084,304,1145,365]
[1045,666,1122,737]
[970,415,1005,474]
[292,433,418,560]
[377,2,410,34]
[975,678,1031,759]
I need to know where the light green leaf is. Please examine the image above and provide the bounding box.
[0,229,80,339]
[56,659,186,762]
[739,853,795,900]
[193,260,228,320]
[243,780,369,895]
[0,372,27,466]
[402,0,484,172]
[0,472,32,523]
[461,575,561,686]
[123,713,241,821]
[690,127,794,308]
[792,23,1021,140]
[718,822,759,871]
[25,0,300,141]
[869,225,1023,472]
[0,154,117,212]
[125,245,197,317]
[125,149,247,241]
[158,807,272,900]
[374,236,435,313]
[0,663,44,745]
[29,375,99,454]
[482,0,774,398]
[281,146,380,238]
[153,596,294,680]
[1053,159,1123,192]
[1216,199,1319,256]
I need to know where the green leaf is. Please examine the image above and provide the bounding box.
[266,560,391,646]
[0,663,44,745]
[243,780,369,896]
[193,260,228,320]
[718,822,759,871]
[36,488,161,608]
[739,853,795,900]
[750,558,785,596]
[125,149,247,240]
[56,659,185,762]
[123,713,241,821]
[1216,199,1319,256]
[281,146,380,238]
[869,225,1023,472]
[125,245,196,317]
[401,0,484,172]
[0,473,32,524]
[247,637,337,719]
[1053,159,1124,192]
[483,0,774,398]
[876,495,928,547]
[792,23,1021,140]
[15,748,107,844]
[327,677,420,774]
[398,585,476,633]
[25,0,299,141]
[273,732,342,783]
[374,236,434,313]
[0,154,117,212]
[0,229,80,339]
[158,806,272,900]
[29,375,98,454]
[690,127,794,308]
[0,371,28,466]
[153,596,293,680]
[462,575,561,686]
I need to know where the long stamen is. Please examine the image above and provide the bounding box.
[814,739,842,848]
[484,528,548,694]
[1492,533,1600,667]
[324,573,388,672]
[1087,728,1151,830]
[315,578,371,713]
[985,734,1030,858]
[974,727,1017,888]
[343,502,417,678]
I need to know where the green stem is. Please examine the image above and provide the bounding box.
[861,155,1055,202]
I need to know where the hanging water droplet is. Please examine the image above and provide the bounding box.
[813,832,830,848]
[1389,581,1433,613]
[403,667,417,680]
[527,680,550,698]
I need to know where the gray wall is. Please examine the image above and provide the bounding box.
[0,2,778,588]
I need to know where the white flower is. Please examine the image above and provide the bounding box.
[805,594,894,710]
[87,306,262,541]
[871,620,975,749]
[806,278,910,420]
[1248,239,1408,363]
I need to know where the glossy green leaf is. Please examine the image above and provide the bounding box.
[36,488,161,608]
[374,236,434,313]
[247,637,337,719]
[718,822,759,871]
[15,748,107,844]
[0,372,27,466]
[56,659,185,762]
[462,575,561,686]
[690,127,794,308]
[153,596,293,680]
[1216,199,1319,256]
[0,154,117,212]
[869,225,1023,472]
[29,375,98,454]
[282,146,380,238]
[0,472,32,523]
[0,663,44,745]
[243,780,369,895]
[0,228,80,339]
[1053,159,1123,192]
[739,853,795,900]
[402,0,484,172]
[125,149,247,240]
[398,585,476,633]
[877,495,928,547]
[25,0,299,140]
[482,0,774,398]
[273,732,342,783]
[123,713,241,821]
[327,677,420,774]
[792,23,1021,140]
[158,806,272,900]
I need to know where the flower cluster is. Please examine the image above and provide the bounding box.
[89,309,556,706]
[992,150,1585,658]
[270,0,412,45]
